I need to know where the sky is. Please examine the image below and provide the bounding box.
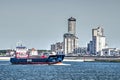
[0,0,120,50]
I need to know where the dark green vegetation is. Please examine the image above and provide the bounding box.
[0,50,7,56]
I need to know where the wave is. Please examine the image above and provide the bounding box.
[52,63,71,66]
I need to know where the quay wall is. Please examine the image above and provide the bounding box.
[64,56,120,62]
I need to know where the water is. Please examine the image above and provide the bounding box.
[0,61,120,80]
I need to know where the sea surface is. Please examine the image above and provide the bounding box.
[0,61,120,80]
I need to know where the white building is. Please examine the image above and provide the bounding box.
[92,36,106,54]
[88,27,107,55]
[102,48,120,56]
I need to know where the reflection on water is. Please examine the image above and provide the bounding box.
[0,61,120,80]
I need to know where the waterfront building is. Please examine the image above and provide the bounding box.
[51,44,56,52]
[87,41,94,54]
[102,48,120,56]
[88,27,107,55]
[63,33,78,55]
[73,47,87,55]
[55,42,63,53]
[51,42,63,53]
[63,17,78,55]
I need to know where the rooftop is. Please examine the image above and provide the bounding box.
[68,17,76,21]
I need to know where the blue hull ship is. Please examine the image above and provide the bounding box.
[10,44,65,64]
[10,55,65,64]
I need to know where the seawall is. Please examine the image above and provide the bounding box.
[64,56,120,62]
[64,56,95,62]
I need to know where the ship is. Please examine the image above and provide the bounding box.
[10,45,65,64]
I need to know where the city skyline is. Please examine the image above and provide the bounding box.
[0,0,120,49]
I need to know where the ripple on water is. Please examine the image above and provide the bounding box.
[0,61,120,80]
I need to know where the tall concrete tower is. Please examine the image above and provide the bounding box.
[68,17,76,35]
[63,17,78,55]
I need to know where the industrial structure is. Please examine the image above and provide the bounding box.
[63,17,78,55]
[87,27,107,55]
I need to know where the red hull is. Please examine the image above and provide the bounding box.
[12,62,60,65]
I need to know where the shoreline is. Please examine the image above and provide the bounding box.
[0,57,10,61]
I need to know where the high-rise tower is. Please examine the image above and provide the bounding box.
[68,17,76,35]
[63,17,78,55]
[88,27,106,55]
